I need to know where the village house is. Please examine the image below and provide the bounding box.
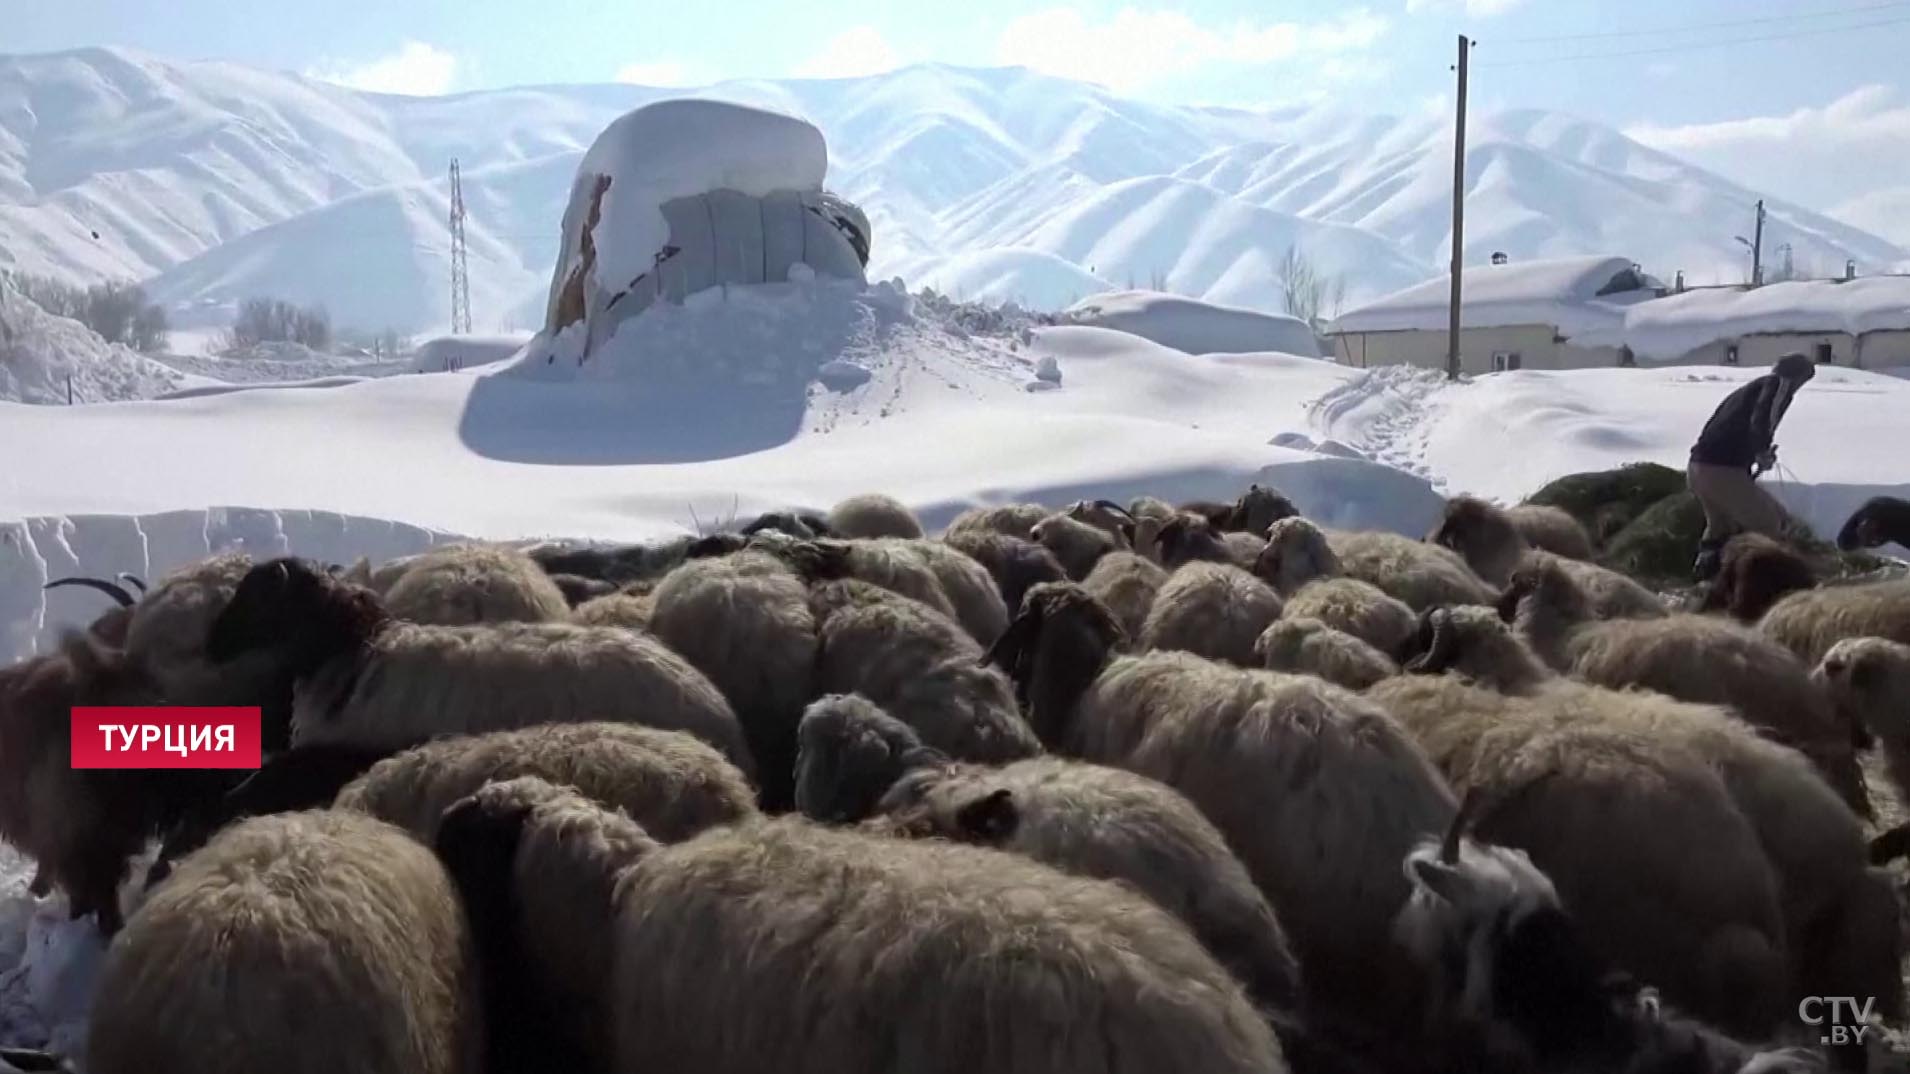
[1621,274,1910,371]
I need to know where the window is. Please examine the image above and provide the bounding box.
[1492,351,1522,372]
[1725,345,1740,366]
[1815,342,1834,365]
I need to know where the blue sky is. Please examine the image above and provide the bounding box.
[9,0,1910,223]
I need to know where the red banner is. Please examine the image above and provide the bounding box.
[71,707,263,769]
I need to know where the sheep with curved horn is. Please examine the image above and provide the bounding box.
[116,573,148,594]
[43,577,137,607]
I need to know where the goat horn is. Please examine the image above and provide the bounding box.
[1440,786,1485,864]
[43,576,136,607]
[1090,499,1134,520]
[116,572,148,593]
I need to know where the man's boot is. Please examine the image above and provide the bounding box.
[1692,537,1726,582]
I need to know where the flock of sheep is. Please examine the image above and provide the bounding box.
[3,483,1910,1074]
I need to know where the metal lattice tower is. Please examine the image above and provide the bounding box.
[448,158,472,335]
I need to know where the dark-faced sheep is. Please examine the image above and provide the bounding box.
[1079,550,1166,642]
[793,695,1301,1013]
[1370,643,1790,1040]
[547,572,617,608]
[379,542,570,626]
[86,809,480,1074]
[985,581,1458,1031]
[826,492,925,539]
[1429,496,1664,619]
[1395,804,1827,1074]
[1836,495,1910,554]
[1701,532,1819,623]
[1502,558,1869,816]
[646,550,819,808]
[435,777,1291,1074]
[1152,512,1241,570]
[739,508,833,540]
[1759,578,1910,667]
[1139,561,1284,667]
[1403,603,1902,1045]
[1815,637,1910,805]
[200,557,754,776]
[1256,518,1419,659]
[814,584,1040,763]
[1255,617,1399,690]
[938,530,1067,623]
[523,534,700,587]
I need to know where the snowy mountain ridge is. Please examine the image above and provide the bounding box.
[2,45,1904,334]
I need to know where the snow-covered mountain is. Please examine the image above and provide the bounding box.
[2,46,1904,333]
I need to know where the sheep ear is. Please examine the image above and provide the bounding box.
[343,557,373,586]
[1408,856,1471,904]
[955,788,1018,842]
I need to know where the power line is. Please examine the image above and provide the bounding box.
[1496,0,1910,43]
[1476,12,1910,67]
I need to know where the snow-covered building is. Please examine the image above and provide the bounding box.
[1325,255,1663,374]
[1060,290,1323,358]
[543,98,872,360]
[1620,275,1910,370]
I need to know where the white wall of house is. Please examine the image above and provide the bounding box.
[1330,324,1622,374]
[1645,329,1910,370]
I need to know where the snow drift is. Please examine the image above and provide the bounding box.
[0,283,183,405]
[1061,290,1321,357]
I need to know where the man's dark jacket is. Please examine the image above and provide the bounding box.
[1690,373,1799,471]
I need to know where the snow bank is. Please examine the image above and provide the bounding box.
[1624,276,1910,362]
[545,98,827,338]
[0,283,183,405]
[1061,290,1321,358]
[1330,254,1658,340]
[910,247,1113,312]
[413,333,531,373]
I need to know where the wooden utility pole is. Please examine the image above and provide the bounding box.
[1751,199,1765,286]
[1446,34,1471,381]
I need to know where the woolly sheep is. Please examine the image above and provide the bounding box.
[985,581,1458,1027]
[379,542,570,626]
[1429,497,1663,618]
[1502,558,1869,816]
[941,502,1050,541]
[1080,550,1166,642]
[739,508,833,540]
[1030,512,1119,580]
[1837,495,1910,553]
[1759,578,1910,667]
[1127,495,1177,522]
[523,534,700,586]
[1255,518,1419,658]
[1152,512,1240,569]
[1404,604,1902,1036]
[1370,647,1790,1039]
[1815,638,1910,806]
[793,695,1301,1012]
[201,558,754,777]
[815,586,1040,763]
[1701,532,1818,623]
[568,586,655,630]
[938,530,1067,620]
[1139,561,1284,667]
[86,809,480,1074]
[646,551,819,808]
[339,721,757,844]
[830,537,962,621]
[437,779,1289,1074]
[1395,805,1826,1074]
[1254,617,1399,690]
[1327,527,1498,612]
[547,572,617,608]
[1226,484,1301,538]
[886,537,1009,645]
[826,492,925,539]
[1062,499,1137,547]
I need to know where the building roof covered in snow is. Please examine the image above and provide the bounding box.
[1061,290,1321,358]
[542,98,871,358]
[1622,275,1910,362]
[1328,254,1662,340]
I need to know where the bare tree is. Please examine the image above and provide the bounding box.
[1279,243,1347,328]
[230,296,332,352]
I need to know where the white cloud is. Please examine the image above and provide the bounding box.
[994,7,1388,92]
[308,41,458,97]
[614,61,699,87]
[1625,85,1910,222]
[1405,0,1525,15]
[792,27,905,80]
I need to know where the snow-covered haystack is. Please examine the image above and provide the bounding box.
[412,333,532,373]
[1061,290,1323,357]
[0,282,183,404]
[539,98,871,364]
